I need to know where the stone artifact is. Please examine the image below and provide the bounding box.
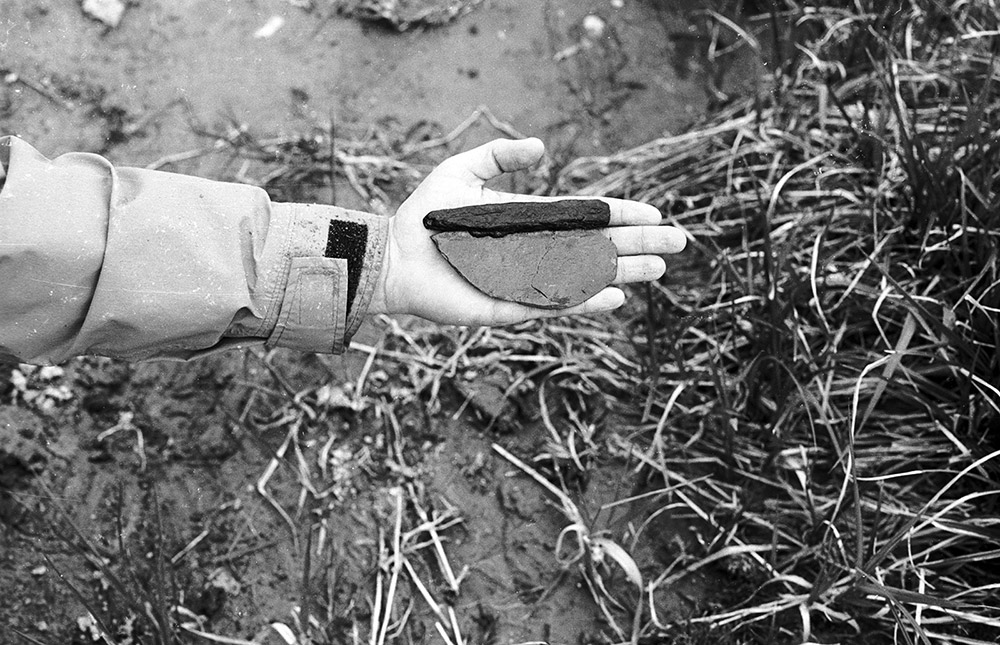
[423,199,610,235]
[424,200,618,309]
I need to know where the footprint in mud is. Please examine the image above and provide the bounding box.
[0,408,48,522]
[497,476,563,602]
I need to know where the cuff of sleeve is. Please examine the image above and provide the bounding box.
[261,204,387,354]
[345,210,389,342]
[268,256,349,353]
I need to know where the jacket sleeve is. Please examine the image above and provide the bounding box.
[0,136,388,364]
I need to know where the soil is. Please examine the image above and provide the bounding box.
[1,1,753,643]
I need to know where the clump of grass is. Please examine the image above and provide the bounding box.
[21,484,183,645]
[330,0,485,31]
[554,1,1000,642]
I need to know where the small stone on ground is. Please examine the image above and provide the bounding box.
[81,0,126,27]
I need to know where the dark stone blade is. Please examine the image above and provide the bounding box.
[431,229,618,309]
[423,200,611,236]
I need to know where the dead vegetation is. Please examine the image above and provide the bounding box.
[4,1,999,644]
[556,1,1000,642]
[330,0,485,31]
[112,1,1000,642]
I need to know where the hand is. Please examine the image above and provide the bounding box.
[368,138,687,325]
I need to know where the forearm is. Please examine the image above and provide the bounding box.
[0,136,387,364]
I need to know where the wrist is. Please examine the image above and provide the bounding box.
[366,221,395,317]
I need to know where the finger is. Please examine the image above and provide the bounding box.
[486,287,627,324]
[491,191,662,226]
[608,226,687,255]
[614,256,666,284]
[437,138,545,184]
[471,288,624,326]
[534,287,627,318]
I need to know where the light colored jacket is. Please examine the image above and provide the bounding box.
[0,136,387,364]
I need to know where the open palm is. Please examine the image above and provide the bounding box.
[368,138,686,325]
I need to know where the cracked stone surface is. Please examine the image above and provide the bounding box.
[424,200,610,236]
[431,229,617,308]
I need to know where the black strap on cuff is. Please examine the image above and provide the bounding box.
[324,220,368,316]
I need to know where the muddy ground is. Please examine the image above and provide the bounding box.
[0,1,756,643]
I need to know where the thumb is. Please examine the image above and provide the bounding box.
[437,137,546,184]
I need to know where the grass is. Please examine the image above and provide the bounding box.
[553,1,1000,642]
[13,1,997,643]
[328,0,486,31]
[201,3,999,642]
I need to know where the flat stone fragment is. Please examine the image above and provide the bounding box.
[432,229,617,309]
[424,200,610,236]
